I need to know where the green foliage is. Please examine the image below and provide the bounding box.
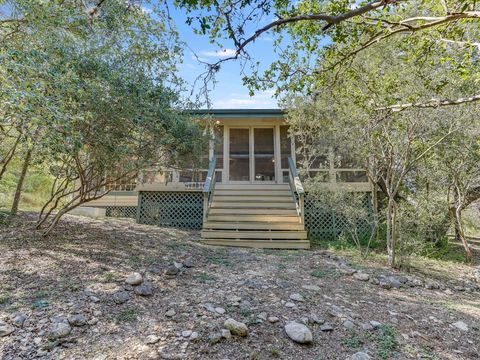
[375,325,398,359]
[115,308,138,323]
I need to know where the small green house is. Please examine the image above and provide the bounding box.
[81,109,370,249]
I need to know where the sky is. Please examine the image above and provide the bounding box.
[161,3,282,109]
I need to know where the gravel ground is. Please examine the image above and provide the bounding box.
[0,212,479,360]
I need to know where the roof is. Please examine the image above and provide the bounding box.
[192,109,284,118]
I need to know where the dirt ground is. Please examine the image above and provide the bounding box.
[0,213,479,360]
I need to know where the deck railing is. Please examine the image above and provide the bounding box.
[287,157,305,224]
[202,158,217,223]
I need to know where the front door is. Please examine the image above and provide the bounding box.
[228,127,276,183]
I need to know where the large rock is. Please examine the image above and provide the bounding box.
[351,352,371,360]
[134,282,153,296]
[112,291,130,304]
[452,321,469,331]
[126,272,143,285]
[354,273,370,282]
[284,322,313,344]
[68,314,88,327]
[48,322,72,339]
[10,313,27,328]
[224,318,248,337]
[0,323,15,337]
[289,293,305,302]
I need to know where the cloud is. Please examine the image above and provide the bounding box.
[214,91,278,109]
[199,49,237,58]
[140,5,152,14]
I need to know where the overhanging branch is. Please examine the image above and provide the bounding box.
[376,94,480,112]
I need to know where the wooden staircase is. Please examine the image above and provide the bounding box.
[201,184,309,249]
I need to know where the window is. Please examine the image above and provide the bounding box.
[215,125,224,169]
[280,126,291,168]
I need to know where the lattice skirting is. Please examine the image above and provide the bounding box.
[105,206,137,219]
[132,191,371,240]
[304,194,372,241]
[137,191,203,229]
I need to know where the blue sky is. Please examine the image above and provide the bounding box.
[163,3,281,109]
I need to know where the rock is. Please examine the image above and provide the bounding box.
[208,332,222,344]
[411,279,423,287]
[340,267,357,276]
[452,321,469,331]
[190,331,199,340]
[284,321,313,344]
[203,303,216,313]
[165,265,180,276]
[473,268,480,283]
[320,323,334,332]
[369,278,380,285]
[48,322,72,339]
[224,318,248,337]
[183,258,194,268]
[361,323,373,331]
[343,320,354,330]
[126,272,143,285]
[351,352,371,360]
[134,282,153,296]
[146,335,160,344]
[112,291,130,304]
[370,321,381,329]
[10,313,27,327]
[257,312,267,321]
[425,281,440,290]
[379,279,393,289]
[215,307,226,315]
[285,302,296,308]
[354,272,370,281]
[0,323,15,337]
[268,316,279,323]
[302,284,321,291]
[309,314,325,324]
[221,329,232,339]
[386,276,402,289]
[289,293,305,302]
[165,309,176,317]
[68,314,88,327]
[182,330,192,338]
[173,261,183,270]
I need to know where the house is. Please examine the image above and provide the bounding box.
[83,109,370,249]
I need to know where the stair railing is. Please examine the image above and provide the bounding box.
[287,157,305,224]
[202,158,217,223]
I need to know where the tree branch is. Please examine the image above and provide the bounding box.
[376,93,480,112]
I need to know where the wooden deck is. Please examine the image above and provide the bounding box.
[201,184,309,249]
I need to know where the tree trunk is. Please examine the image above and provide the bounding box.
[10,147,32,215]
[386,197,397,268]
[453,207,472,262]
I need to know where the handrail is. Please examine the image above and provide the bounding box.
[287,157,305,224]
[202,158,217,223]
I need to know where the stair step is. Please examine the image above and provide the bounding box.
[207,215,301,222]
[202,230,308,240]
[213,196,293,202]
[200,239,310,249]
[209,208,298,215]
[211,202,296,209]
[203,221,305,231]
[215,190,292,196]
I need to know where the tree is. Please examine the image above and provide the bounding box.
[176,0,480,107]
[0,0,207,232]
[436,115,480,261]
[286,37,470,267]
